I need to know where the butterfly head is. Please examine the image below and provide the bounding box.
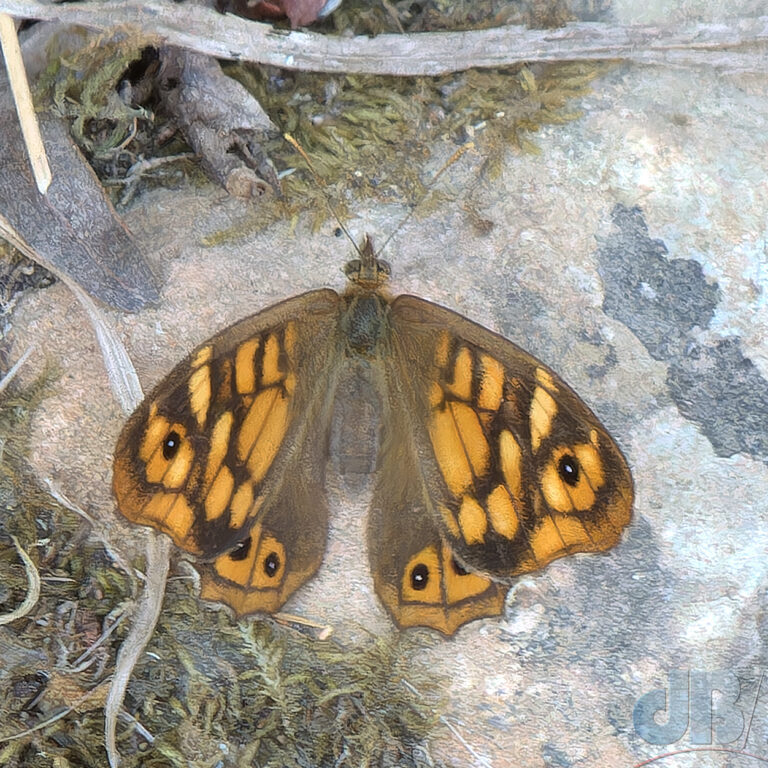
[344,235,391,292]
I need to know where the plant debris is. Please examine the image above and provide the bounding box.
[30,17,605,226]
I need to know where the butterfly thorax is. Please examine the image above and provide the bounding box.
[341,236,393,358]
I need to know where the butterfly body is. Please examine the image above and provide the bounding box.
[113,238,633,634]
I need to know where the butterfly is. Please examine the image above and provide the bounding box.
[113,236,633,635]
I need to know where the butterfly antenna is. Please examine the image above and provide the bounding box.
[376,140,475,259]
[284,132,362,257]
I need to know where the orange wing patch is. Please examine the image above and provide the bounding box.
[428,341,493,497]
[235,338,260,394]
[142,492,198,551]
[229,484,260,529]
[139,412,193,489]
[243,390,290,484]
[429,405,475,496]
[445,346,473,401]
[192,345,213,368]
[477,354,504,411]
[238,389,279,462]
[261,333,283,387]
[486,484,518,540]
[528,515,590,563]
[449,402,489,477]
[205,465,235,521]
[530,383,557,453]
[114,403,200,550]
[540,444,603,513]
[458,495,487,544]
[189,363,211,427]
[234,325,295,487]
[499,429,523,499]
[204,411,234,488]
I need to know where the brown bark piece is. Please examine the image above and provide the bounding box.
[157,46,280,199]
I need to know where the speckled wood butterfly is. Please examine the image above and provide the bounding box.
[113,237,633,634]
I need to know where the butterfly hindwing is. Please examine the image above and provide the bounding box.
[386,294,633,582]
[197,410,333,615]
[367,359,508,635]
[113,289,341,560]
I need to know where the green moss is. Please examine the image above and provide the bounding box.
[35,30,157,154]
[120,588,446,767]
[0,373,131,768]
[208,59,608,245]
[321,0,573,35]
[29,17,607,225]
[32,31,195,199]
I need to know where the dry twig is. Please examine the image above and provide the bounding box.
[1,1,766,75]
[0,535,41,625]
[0,12,51,192]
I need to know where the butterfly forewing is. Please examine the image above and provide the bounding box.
[386,295,633,582]
[113,289,341,560]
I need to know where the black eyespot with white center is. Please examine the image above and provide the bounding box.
[410,563,429,591]
[229,537,252,562]
[162,431,181,460]
[558,453,580,486]
[264,551,280,578]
